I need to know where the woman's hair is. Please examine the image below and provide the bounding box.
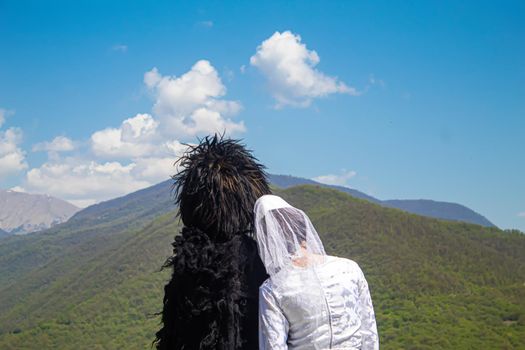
[155,135,270,350]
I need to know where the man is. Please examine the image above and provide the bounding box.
[156,135,271,350]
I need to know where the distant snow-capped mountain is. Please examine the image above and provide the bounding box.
[0,189,79,235]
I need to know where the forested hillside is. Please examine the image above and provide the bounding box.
[0,185,523,349]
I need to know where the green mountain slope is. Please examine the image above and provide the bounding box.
[281,186,525,349]
[0,211,177,349]
[0,185,523,349]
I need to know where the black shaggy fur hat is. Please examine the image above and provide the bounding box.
[173,135,271,240]
[155,135,270,350]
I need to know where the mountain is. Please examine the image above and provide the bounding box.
[382,199,495,227]
[269,174,495,227]
[0,189,79,235]
[0,173,493,238]
[67,179,174,229]
[0,183,523,349]
[0,188,179,348]
[0,229,10,239]
[68,174,494,233]
[269,174,381,203]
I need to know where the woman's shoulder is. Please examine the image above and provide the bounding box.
[260,277,272,290]
[325,255,363,273]
[259,276,280,295]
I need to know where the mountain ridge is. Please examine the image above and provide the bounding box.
[269,174,495,227]
[0,189,79,235]
[68,173,496,230]
[0,172,495,240]
[0,228,10,239]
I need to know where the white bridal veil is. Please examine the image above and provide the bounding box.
[254,195,327,276]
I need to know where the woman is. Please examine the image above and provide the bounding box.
[254,195,379,350]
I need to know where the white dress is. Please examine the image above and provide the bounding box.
[259,256,379,350]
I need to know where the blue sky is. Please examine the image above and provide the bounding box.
[0,0,524,231]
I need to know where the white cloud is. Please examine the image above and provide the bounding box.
[368,74,386,88]
[224,68,235,82]
[0,127,23,153]
[121,113,158,141]
[17,59,238,207]
[0,126,28,178]
[0,109,5,128]
[161,108,245,137]
[33,136,76,152]
[162,139,189,155]
[112,44,128,52]
[0,108,16,128]
[9,186,26,193]
[24,158,152,207]
[23,152,184,207]
[312,170,357,187]
[144,68,162,87]
[23,121,189,206]
[90,113,160,158]
[0,151,27,177]
[518,212,525,218]
[196,20,213,28]
[250,31,358,108]
[131,156,178,183]
[145,62,225,115]
[144,60,244,138]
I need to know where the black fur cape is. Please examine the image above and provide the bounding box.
[155,135,270,350]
